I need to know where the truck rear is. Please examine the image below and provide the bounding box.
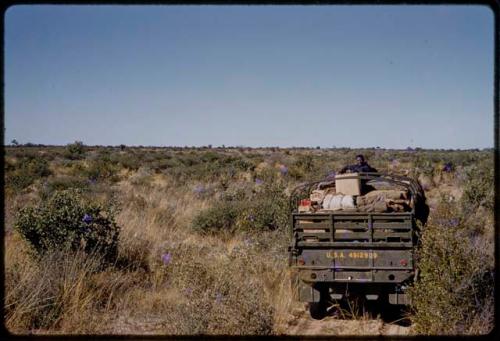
[288,172,428,319]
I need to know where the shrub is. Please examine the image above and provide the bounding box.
[460,164,494,214]
[84,159,119,182]
[236,178,289,231]
[14,189,120,263]
[192,170,290,234]
[39,176,90,200]
[5,155,51,192]
[408,199,494,334]
[117,154,141,170]
[192,200,242,234]
[291,154,314,178]
[64,141,86,160]
[413,155,435,180]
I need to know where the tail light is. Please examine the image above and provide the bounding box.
[400,259,408,266]
[300,199,311,206]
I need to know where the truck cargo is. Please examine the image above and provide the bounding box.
[288,172,429,319]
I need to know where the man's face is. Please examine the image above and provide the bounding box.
[356,157,364,165]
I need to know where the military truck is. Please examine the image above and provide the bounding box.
[288,172,428,319]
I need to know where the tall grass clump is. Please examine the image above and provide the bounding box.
[161,242,275,334]
[5,248,102,332]
[14,188,120,263]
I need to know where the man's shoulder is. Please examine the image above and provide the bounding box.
[358,164,377,172]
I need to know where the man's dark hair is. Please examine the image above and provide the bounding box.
[355,154,365,161]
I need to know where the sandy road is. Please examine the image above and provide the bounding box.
[280,305,412,336]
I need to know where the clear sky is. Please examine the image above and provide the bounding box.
[5,5,495,149]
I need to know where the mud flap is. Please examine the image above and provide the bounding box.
[298,282,321,303]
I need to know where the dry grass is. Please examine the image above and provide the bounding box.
[5,170,288,334]
[4,148,495,335]
[4,238,123,334]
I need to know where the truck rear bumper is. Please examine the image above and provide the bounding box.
[293,266,414,284]
[297,281,411,305]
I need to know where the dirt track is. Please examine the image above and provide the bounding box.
[281,305,412,336]
[104,311,412,336]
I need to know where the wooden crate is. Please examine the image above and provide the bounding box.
[335,173,361,196]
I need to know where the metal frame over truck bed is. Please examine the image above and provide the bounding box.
[288,172,428,319]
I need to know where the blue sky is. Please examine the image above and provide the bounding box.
[5,5,495,148]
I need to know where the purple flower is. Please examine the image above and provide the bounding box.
[436,218,460,228]
[444,218,459,227]
[215,293,223,304]
[82,214,93,224]
[443,162,453,173]
[279,165,288,175]
[255,178,264,185]
[247,215,255,222]
[193,185,206,194]
[161,252,172,266]
[185,288,193,295]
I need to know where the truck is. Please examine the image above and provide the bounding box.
[288,172,429,319]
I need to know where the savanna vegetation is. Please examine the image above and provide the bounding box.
[4,143,494,335]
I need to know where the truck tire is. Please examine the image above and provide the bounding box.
[309,301,328,320]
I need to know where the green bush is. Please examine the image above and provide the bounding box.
[14,189,120,263]
[117,154,141,170]
[39,176,89,200]
[413,154,436,180]
[236,178,289,231]
[84,160,119,182]
[64,141,86,160]
[460,164,494,214]
[408,199,494,334]
[192,170,290,234]
[162,151,255,182]
[192,200,242,234]
[5,155,51,192]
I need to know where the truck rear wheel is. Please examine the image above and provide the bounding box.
[309,301,328,320]
[308,287,329,320]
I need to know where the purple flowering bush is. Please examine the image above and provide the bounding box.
[14,189,120,264]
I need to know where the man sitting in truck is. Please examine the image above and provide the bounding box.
[339,154,378,174]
